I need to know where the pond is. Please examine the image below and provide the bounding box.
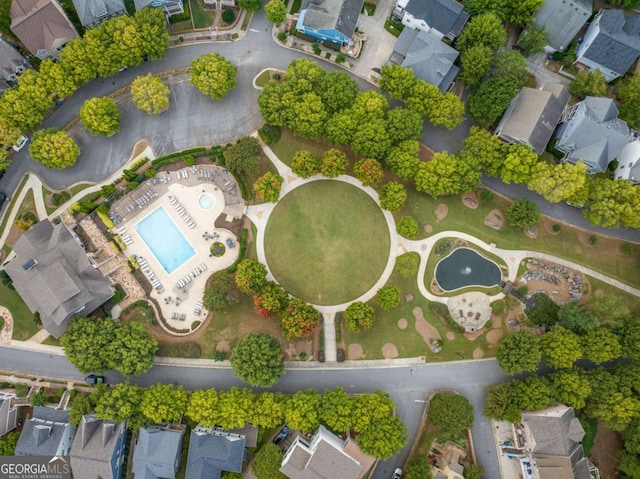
[435,247,502,292]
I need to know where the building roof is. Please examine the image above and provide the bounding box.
[15,407,74,456]
[523,406,585,457]
[299,0,364,40]
[185,425,245,479]
[5,220,113,338]
[615,139,640,183]
[555,96,633,173]
[0,36,29,90]
[280,426,367,479]
[10,0,78,57]
[132,426,184,479]
[70,414,127,479]
[495,83,570,154]
[403,0,468,38]
[71,0,125,27]
[580,9,640,76]
[390,28,459,92]
[228,423,258,448]
[533,0,591,52]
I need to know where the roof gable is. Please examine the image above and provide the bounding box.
[15,407,74,457]
[70,414,127,479]
[524,406,585,457]
[186,426,245,479]
[403,0,469,38]
[71,0,125,27]
[300,0,364,39]
[133,427,183,479]
[533,0,591,51]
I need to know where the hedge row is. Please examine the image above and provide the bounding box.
[226,228,248,273]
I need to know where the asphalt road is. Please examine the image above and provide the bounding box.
[0,345,508,478]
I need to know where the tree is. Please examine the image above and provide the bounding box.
[459,126,507,175]
[465,0,543,26]
[235,259,267,294]
[549,369,591,409]
[350,90,389,121]
[319,148,347,178]
[557,302,600,334]
[459,44,494,88]
[265,0,287,23]
[186,389,220,426]
[588,294,630,328]
[216,387,254,429]
[320,387,353,433]
[404,455,432,479]
[618,75,640,129]
[253,282,289,317]
[224,136,261,175]
[493,50,527,82]
[203,270,233,311]
[280,298,320,340]
[141,383,188,424]
[619,450,640,479]
[427,392,474,437]
[517,24,548,55]
[0,431,20,456]
[69,393,95,426]
[344,302,375,332]
[79,97,120,136]
[505,198,541,229]
[465,465,484,479]
[405,80,442,118]
[130,73,170,114]
[95,382,145,429]
[134,7,170,61]
[29,128,81,169]
[585,177,640,229]
[252,443,287,479]
[510,375,554,411]
[500,143,539,184]
[385,140,420,180]
[397,216,419,238]
[324,112,357,145]
[617,318,640,360]
[527,161,588,204]
[456,13,507,52]
[467,74,521,127]
[352,390,395,433]
[380,181,407,212]
[248,392,287,428]
[351,119,392,159]
[285,389,322,432]
[38,59,77,99]
[581,328,622,364]
[291,150,318,178]
[569,70,608,99]
[230,333,285,387]
[591,392,640,431]
[379,64,417,100]
[353,158,383,187]
[238,0,263,11]
[429,93,465,130]
[415,152,479,198]
[376,286,400,311]
[291,92,327,138]
[190,53,238,100]
[396,253,420,278]
[385,108,424,144]
[527,292,560,328]
[496,330,541,375]
[540,325,582,369]
[318,71,359,114]
[254,172,283,203]
[357,415,407,459]
[483,383,522,423]
[582,367,620,416]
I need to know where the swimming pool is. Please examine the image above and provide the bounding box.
[135,207,195,274]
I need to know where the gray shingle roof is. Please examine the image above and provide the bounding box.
[579,9,640,77]
[70,414,127,479]
[15,407,74,457]
[533,0,591,51]
[390,28,459,92]
[0,36,29,91]
[132,427,184,479]
[403,0,469,38]
[555,96,633,173]
[523,406,585,457]
[300,0,364,40]
[71,0,125,27]
[495,83,570,154]
[185,425,245,479]
[5,220,114,338]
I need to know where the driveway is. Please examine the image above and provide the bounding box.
[353,0,397,79]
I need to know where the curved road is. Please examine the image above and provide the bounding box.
[0,344,508,479]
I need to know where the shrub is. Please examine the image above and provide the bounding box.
[213,350,227,361]
[222,9,235,23]
[377,286,400,311]
[480,190,494,202]
[259,124,281,145]
[144,168,157,178]
[552,224,561,233]
[126,181,139,190]
[277,31,287,42]
[312,43,321,55]
[589,235,598,246]
[335,52,346,64]
[397,216,419,239]
[14,383,30,397]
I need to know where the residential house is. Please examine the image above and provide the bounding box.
[391,0,469,41]
[10,0,79,59]
[0,36,30,92]
[185,424,246,479]
[70,414,128,479]
[388,27,459,92]
[132,426,184,479]
[495,83,570,154]
[14,407,75,456]
[615,139,640,184]
[430,440,466,479]
[134,0,184,17]
[532,0,591,52]
[280,425,375,479]
[295,0,364,47]
[555,96,633,174]
[575,9,640,81]
[0,392,18,437]
[5,220,114,339]
[72,0,126,28]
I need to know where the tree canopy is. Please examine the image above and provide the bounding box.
[427,392,474,437]
[130,73,171,115]
[505,198,541,229]
[80,97,121,136]
[190,53,238,100]
[230,333,285,387]
[496,330,541,375]
[540,325,582,369]
[265,0,287,24]
[141,383,188,424]
[344,302,375,332]
[235,259,267,294]
[29,128,81,169]
[254,172,283,203]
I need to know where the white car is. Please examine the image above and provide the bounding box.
[12,134,28,152]
[391,468,403,479]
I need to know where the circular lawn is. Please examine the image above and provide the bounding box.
[264,180,390,305]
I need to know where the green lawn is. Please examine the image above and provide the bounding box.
[69,183,91,195]
[255,70,271,88]
[264,181,390,305]
[0,175,29,239]
[157,342,201,358]
[0,282,40,340]
[269,128,356,168]
[190,0,213,28]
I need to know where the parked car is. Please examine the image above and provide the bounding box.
[0,192,7,204]
[391,468,403,479]
[12,134,28,152]
[85,374,105,385]
[273,426,291,445]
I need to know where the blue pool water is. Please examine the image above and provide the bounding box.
[135,207,195,274]
[434,247,502,292]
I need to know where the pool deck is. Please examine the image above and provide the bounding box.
[109,165,244,332]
